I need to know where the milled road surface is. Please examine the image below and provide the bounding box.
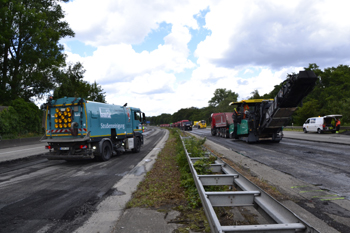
[0,127,165,233]
[191,128,350,232]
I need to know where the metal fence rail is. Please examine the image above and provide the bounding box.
[180,135,320,233]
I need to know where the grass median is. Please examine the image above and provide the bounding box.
[126,128,210,232]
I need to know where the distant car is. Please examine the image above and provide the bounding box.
[303,115,342,134]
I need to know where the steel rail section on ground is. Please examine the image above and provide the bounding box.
[180,135,320,233]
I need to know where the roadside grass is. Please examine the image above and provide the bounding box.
[126,128,211,232]
[283,128,303,132]
[126,129,185,208]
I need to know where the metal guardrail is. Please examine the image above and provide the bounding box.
[180,135,320,233]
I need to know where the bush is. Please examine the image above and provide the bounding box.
[11,98,42,134]
[0,98,43,138]
[0,106,20,137]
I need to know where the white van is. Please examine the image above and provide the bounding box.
[303,115,342,134]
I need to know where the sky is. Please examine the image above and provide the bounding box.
[59,0,350,117]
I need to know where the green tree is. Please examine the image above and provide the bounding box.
[53,62,106,103]
[293,99,321,125]
[260,84,282,99]
[338,98,350,124]
[0,0,74,105]
[173,107,198,123]
[88,81,106,103]
[208,88,238,107]
[249,90,261,99]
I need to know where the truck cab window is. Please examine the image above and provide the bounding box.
[134,112,141,121]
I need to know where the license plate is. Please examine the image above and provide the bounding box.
[60,147,69,150]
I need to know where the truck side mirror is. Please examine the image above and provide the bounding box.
[143,113,146,123]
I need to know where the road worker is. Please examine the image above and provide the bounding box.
[336,118,341,133]
[243,104,249,119]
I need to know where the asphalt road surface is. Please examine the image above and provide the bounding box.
[192,128,350,200]
[0,126,166,233]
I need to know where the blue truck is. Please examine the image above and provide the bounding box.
[41,97,146,161]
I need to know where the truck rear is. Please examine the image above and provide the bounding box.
[197,120,207,129]
[211,112,234,138]
[41,97,146,161]
[180,120,192,131]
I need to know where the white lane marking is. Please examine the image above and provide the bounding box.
[0,146,45,155]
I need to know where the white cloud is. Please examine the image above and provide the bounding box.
[59,0,350,116]
[196,0,350,69]
[62,0,208,46]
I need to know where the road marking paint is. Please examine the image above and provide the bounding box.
[312,194,338,199]
[0,146,44,155]
[299,190,325,193]
[291,185,309,189]
[320,197,345,201]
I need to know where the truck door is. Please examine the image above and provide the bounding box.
[133,111,142,131]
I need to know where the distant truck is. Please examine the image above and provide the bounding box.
[179,120,192,131]
[193,120,207,129]
[41,97,146,161]
[211,113,234,138]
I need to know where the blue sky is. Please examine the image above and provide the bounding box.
[60,0,350,116]
[132,22,172,53]
[65,40,96,57]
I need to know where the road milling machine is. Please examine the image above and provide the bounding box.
[229,70,318,143]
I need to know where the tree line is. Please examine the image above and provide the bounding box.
[0,0,106,138]
[149,63,350,126]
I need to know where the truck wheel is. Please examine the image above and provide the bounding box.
[100,141,112,161]
[132,137,141,153]
[317,128,322,134]
[211,129,216,136]
[303,128,308,133]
